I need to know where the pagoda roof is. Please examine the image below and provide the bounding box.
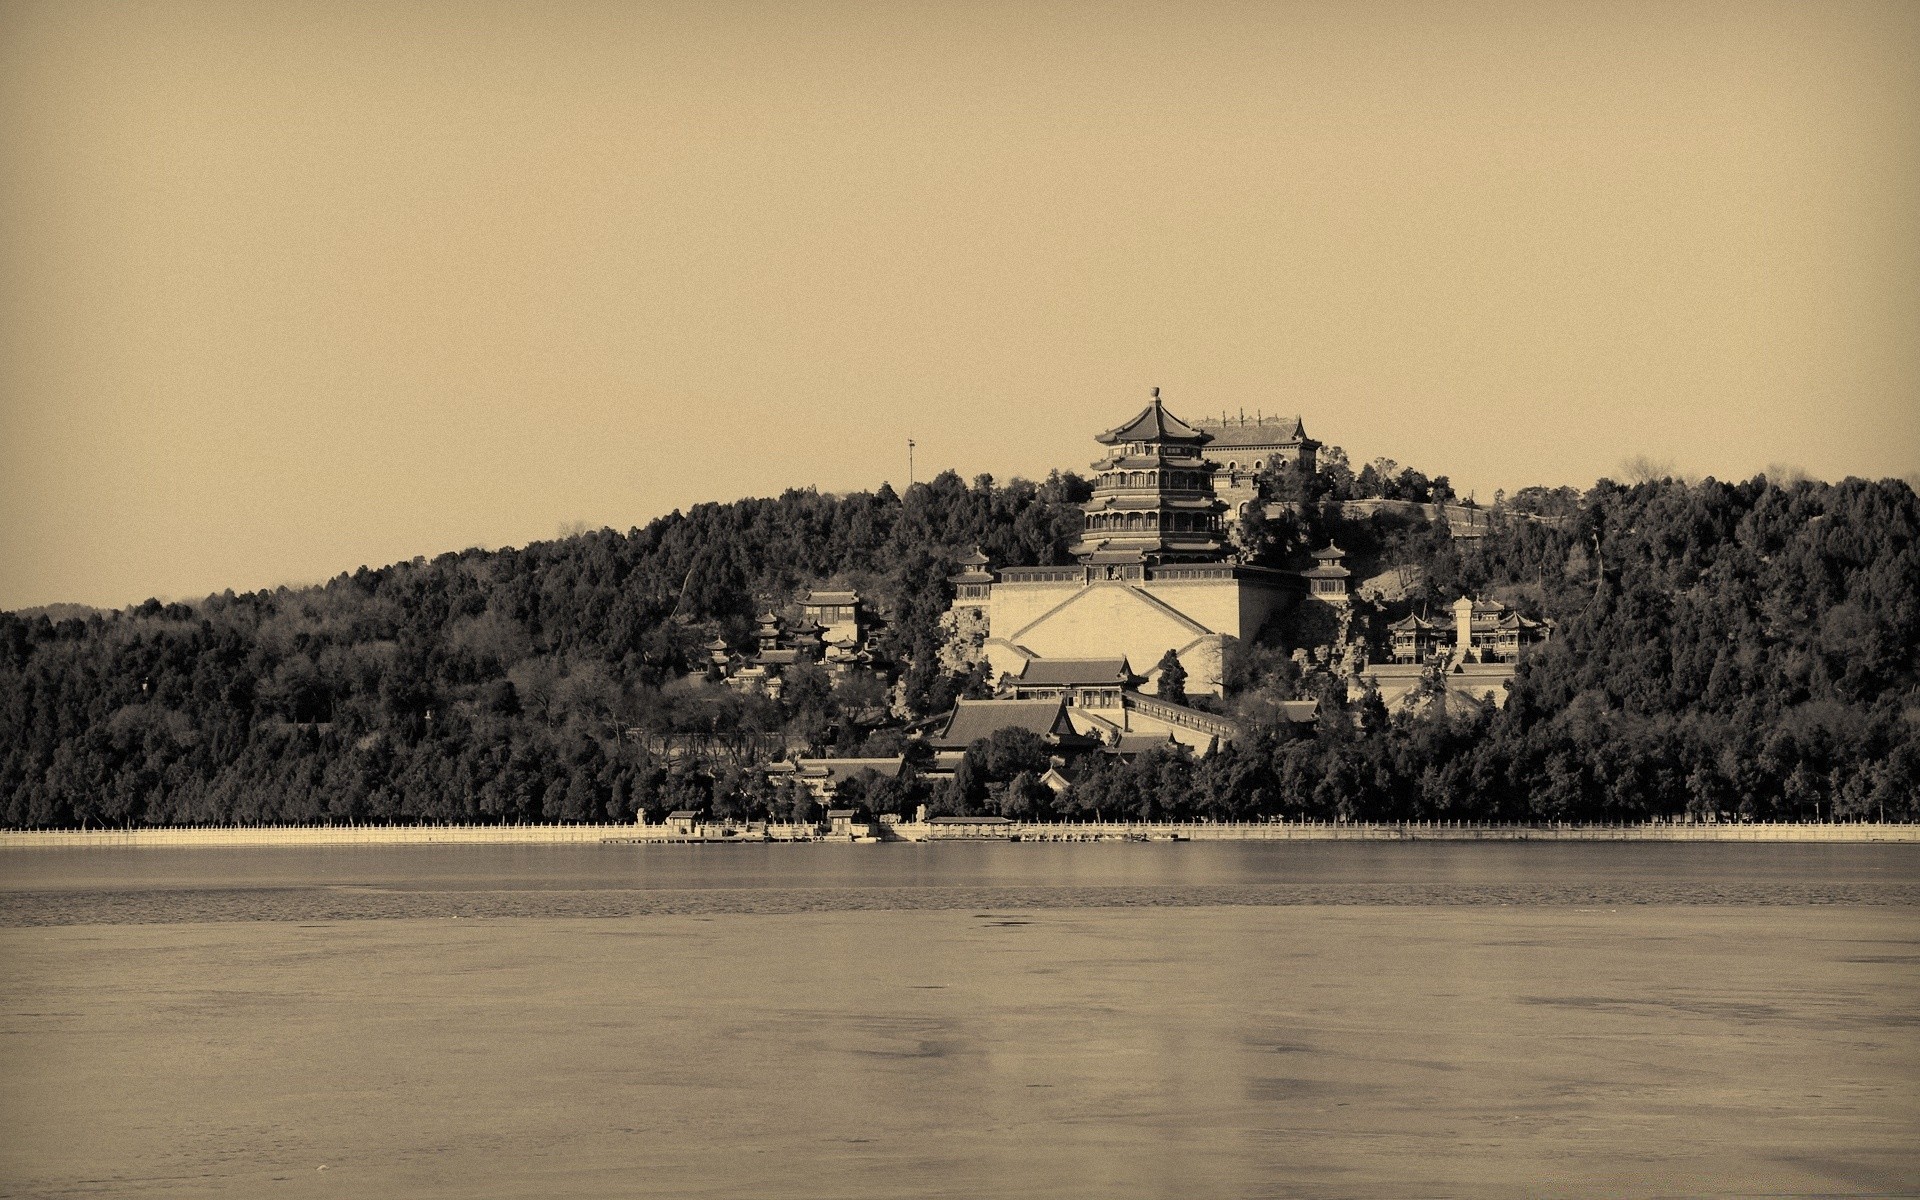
[1312,542,1347,560]
[958,549,990,566]
[1094,451,1213,470]
[703,637,731,650]
[1386,614,1439,631]
[1495,612,1546,629]
[755,649,803,666]
[1094,393,1211,446]
[1303,564,1351,579]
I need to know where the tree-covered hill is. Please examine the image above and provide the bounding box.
[0,471,1088,828]
[3,462,1916,828]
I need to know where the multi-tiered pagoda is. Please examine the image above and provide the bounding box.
[1070,389,1229,566]
[958,390,1296,699]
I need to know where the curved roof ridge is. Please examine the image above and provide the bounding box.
[1095,390,1210,446]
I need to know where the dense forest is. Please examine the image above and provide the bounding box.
[3,454,1917,828]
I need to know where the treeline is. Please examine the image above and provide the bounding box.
[2,463,1916,827]
[0,472,1086,828]
[1233,469,1920,822]
[757,469,1920,825]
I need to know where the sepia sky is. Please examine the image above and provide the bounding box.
[2,0,1916,610]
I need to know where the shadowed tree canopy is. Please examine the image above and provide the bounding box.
[2,468,1916,827]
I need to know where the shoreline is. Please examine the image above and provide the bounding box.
[2,819,1915,849]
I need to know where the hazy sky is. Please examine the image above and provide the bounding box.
[3,0,1916,610]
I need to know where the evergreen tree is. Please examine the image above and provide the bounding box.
[1154,650,1187,706]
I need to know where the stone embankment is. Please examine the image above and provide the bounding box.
[1,820,1914,849]
[921,820,1919,843]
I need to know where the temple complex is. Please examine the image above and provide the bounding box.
[1365,595,1553,711]
[959,390,1296,700]
[1384,597,1549,666]
[715,592,886,697]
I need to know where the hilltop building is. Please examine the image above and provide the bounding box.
[960,390,1297,699]
[1303,543,1352,604]
[1191,412,1318,514]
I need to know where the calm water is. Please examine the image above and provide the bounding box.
[2,841,1916,924]
[2,844,1916,1198]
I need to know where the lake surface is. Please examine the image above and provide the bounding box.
[2,844,1916,1197]
[4,841,1917,925]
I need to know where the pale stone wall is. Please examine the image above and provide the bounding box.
[1138,579,1246,636]
[982,576,1291,697]
[986,581,1220,693]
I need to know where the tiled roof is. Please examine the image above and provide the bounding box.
[1192,417,1305,448]
[935,698,1072,748]
[1108,733,1177,756]
[925,750,968,774]
[792,757,905,784]
[1386,614,1439,631]
[804,590,860,606]
[1016,658,1133,686]
[1094,395,1210,446]
[1277,700,1320,723]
